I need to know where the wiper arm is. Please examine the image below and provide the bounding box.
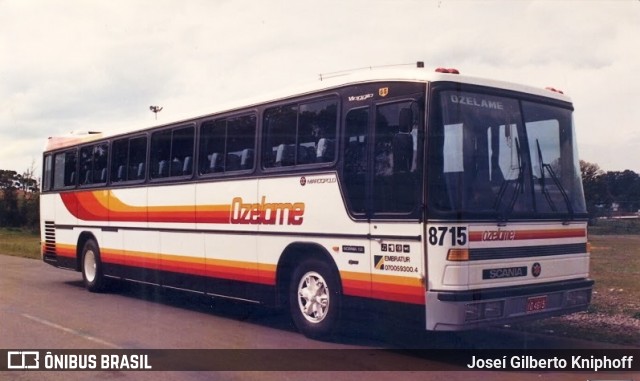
[536,139,557,212]
[536,139,574,219]
[493,137,524,221]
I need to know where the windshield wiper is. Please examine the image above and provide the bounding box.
[536,139,557,212]
[493,137,524,221]
[536,139,574,219]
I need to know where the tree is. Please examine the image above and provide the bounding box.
[580,160,608,215]
[0,164,40,231]
[0,171,20,227]
[0,170,18,189]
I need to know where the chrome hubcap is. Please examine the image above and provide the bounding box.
[297,271,330,323]
[84,250,97,282]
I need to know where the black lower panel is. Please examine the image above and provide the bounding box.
[103,263,275,305]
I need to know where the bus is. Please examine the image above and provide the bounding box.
[40,63,593,339]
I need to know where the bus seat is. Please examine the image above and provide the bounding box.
[100,168,107,183]
[116,165,125,181]
[297,144,313,164]
[240,149,253,169]
[183,156,192,175]
[226,153,241,171]
[158,160,168,177]
[275,144,294,166]
[83,170,92,184]
[171,158,182,176]
[316,138,334,162]
[209,153,222,173]
[136,162,145,179]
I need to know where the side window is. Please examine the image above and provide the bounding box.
[299,99,337,164]
[343,108,369,214]
[111,136,147,182]
[150,126,194,179]
[263,104,297,168]
[53,149,77,189]
[227,115,256,171]
[373,100,421,214]
[42,154,53,191]
[199,114,256,175]
[129,136,147,180]
[79,142,109,186]
[263,97,338,168]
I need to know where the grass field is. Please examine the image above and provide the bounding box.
[589,235,640,316]
[0,228,40,259]
[1,226,639,345]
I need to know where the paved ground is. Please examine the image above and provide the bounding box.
[1,254,637,380]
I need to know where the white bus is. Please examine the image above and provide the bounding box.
[41,64,593,339]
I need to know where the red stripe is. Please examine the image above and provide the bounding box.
[60,191,234,224]
[469,228,585,242]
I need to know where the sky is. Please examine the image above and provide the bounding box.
[1,0,639,176]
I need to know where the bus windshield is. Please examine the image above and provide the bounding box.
[427,88,587,220]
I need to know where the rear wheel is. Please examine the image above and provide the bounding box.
[289,259,341,339]
[81,239,107,292]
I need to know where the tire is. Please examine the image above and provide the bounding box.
[81,239,107,292]
[289,259,341,339]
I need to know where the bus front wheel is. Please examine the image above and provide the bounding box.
[81,239,107,293]
[289,259,341,339]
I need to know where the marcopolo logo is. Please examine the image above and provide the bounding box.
[299,176,336,186]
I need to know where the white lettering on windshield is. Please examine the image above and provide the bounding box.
[450,95,504,110]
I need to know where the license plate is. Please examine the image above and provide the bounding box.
[526,295,547,313]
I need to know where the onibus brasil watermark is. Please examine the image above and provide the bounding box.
[6,351,151,370]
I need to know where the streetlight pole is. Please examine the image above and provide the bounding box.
[149,105,163,120]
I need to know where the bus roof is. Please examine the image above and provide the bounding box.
[44,66,572,152]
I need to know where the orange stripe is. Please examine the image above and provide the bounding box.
[56,244,76,258]
[342,271,425,305]
[54,242,424,304]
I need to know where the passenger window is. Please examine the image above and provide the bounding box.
[111,135,147,182]
[79,142,109,185]
[150,126,194,179]
[199,114,256,175]
[53,149,77,189]
[263,97,338,168]
[263,104,297,168]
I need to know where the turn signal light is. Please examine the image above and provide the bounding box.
[447,248,469,261]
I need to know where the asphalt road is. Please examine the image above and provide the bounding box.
[1,254,637,381]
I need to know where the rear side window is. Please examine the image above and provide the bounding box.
[42,154,53,191]
[53,149,78,189]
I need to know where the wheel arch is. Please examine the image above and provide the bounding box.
[275,242,341,307]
